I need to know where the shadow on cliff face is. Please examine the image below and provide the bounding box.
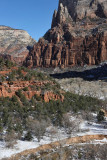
[27,46,34,51]
[50,64,107,82]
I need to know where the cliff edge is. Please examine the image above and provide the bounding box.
[25,0,107,68]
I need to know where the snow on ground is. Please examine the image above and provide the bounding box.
[0,141,39,159]
[0,114,107,159]
[0,127,68,160]
[78,121,107,136]
[0,137,54,159]
[95,138,107,143]
[76,113,107,136]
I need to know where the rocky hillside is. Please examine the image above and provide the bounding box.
[0,58,64,102]
[25,0,107,68]
[0,26,36,64]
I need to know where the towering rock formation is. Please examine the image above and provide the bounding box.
[0,26,36,64]
[25,0,107,68]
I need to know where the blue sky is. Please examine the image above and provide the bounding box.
[1,0,59,41]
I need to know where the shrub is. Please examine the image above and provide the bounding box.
[23,87,28,91]
[97,110,105,122]
[24,131,33,141]
[0,76,5,82]
[24,74,32,81]
[11,95,18,103]
[34,94,41,101]
[16,89,22,98]
[5,60,15,68]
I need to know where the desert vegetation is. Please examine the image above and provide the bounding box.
[0,57,15,70]
[0,87,105,146]
[0,57,107,159]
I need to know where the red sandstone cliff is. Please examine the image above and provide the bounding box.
[25,0,107,68]
[0,80,64,102]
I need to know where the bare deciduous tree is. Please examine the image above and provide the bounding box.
[27,119,49,142]
[81,111,94,121]
[62,114,80,135]
[4,130,18,148]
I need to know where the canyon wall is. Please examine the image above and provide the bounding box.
[25,0,107,68]
[0,26,36,64]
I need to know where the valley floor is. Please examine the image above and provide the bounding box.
[0,113,107,159]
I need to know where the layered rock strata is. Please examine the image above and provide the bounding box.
[0,26,36,64]
[25,0,107,68]
[0,80,64,102]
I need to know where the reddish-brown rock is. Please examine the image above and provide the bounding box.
[0,26,36,65]
[43,91,64,102]
[25,0,107,68]
[0,79,64,102]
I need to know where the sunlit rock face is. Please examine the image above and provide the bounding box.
[25,0,107,68]
[53,0,107,24]
[0,26,36,64]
